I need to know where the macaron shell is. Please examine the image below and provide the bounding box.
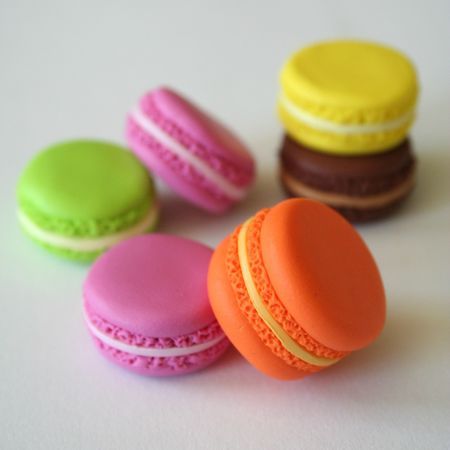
[84,234,215,337]
[18,140,153,223]
[329,199,413,223]
[281,40,418,121]
[126,121,234,213]
[279,135,416,221]
[261,199,386,352]
[208,238,306,380]
[278,40,418,154]
[280,171,415,223]
[91,337,229,377]
[280,136,415,186]
[150,87,254,169]
[126,87,255,213]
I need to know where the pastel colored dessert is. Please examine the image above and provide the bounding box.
[280,135,416,221]
[17,140,158,261]
[208,199,386,380]
[125,86,255,214]
[278,40,419,155]
[83,234,229,376]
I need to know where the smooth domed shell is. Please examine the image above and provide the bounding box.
[281,40,418,117]
[260,199,386,352]
[84,234,215,337]
[18,140,154,222]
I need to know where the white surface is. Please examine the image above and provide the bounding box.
[1,1,449,449]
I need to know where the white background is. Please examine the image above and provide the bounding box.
[1,1,449,449]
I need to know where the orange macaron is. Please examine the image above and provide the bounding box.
[208,198,386,380]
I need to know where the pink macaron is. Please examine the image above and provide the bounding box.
[83,234,229,376]
[125,87,255,214]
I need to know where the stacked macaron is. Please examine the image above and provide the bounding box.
[277,40,419,221]
[16,58,395,380]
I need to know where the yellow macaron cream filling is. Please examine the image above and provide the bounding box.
[237,218,339,367]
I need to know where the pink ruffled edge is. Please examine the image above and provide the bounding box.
[85,306,225,349]
[92,335,229,374]
[142,95,253,186]
[126,119,233,203]
[84,306,229,373]
[129,94,253,184]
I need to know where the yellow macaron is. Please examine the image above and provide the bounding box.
[277,40,419,155]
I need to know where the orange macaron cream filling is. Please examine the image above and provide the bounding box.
[227,208,348,373]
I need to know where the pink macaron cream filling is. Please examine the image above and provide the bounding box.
[125,87,255,213]
[83,234,229,376]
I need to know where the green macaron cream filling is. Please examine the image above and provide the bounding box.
[17,140,157,257]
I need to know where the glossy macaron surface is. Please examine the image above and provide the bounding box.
[84,234,229,376]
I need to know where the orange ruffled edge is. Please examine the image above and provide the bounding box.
[225,208,349,372]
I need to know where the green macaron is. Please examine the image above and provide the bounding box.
[17,140,158,261]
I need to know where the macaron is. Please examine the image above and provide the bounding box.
[280,135,416,221]
[17,140,158,261]
[208,199,386,380]
[278,40,419,155]
[83,234,229,376]
[125,86,255,214]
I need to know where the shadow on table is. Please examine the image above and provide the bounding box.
[312,301,446,382]
[200,301,448,394]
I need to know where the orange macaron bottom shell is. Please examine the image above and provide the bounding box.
[209,238,306,380]
[208,199,386,380]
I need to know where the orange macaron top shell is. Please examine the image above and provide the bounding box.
[261,199,386,352]
[208,198,385,380]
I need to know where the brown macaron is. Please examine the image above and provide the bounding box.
[280,135,416,222]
